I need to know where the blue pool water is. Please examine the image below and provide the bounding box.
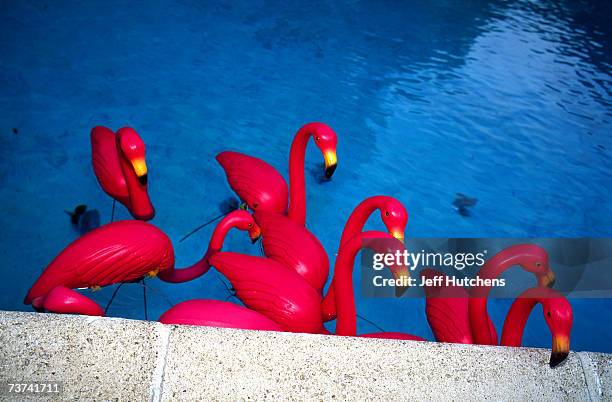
[1,1,611,352]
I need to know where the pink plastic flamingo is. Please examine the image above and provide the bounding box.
[424,269,572,367]
[91,126,154,220]
[501,286,572,367]
[216,122,338,224]
[158,210,260,283]
[24,211,259,315]
[422,245,571,366]
[215,123,338,293]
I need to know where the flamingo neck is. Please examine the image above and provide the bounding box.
[158,251,211,284]
[287,125,313,225]
[321,198,382,319]
[339,197,385,247]
[469,251,528,345]
[117,148,154,220]
[158,214,243,283]
[208,213,247,252]
[499,291,540,347]
[334,231,390,336]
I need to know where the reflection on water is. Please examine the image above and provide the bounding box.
[362,0,610,234]
[0,0,610,352]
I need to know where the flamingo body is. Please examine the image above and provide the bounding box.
[255,210,329,293]
[91,126,128,201]
[421,269,475,344]
[24,220,174,306]
[209,251,323,333]
[216,151,288,215]
[159,299,282,331]
[421,269,498,344]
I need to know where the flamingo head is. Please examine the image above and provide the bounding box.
[542,293,573,367]
[117,127,148,186]
[310,123,338,179]
[377,196,409,244]
[228,210,261,243]
[514,245,555,288]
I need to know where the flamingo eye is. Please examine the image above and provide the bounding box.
[535,262,542,267]
[253,203,258,208]
[248,223,253,228]
[385,211,390,217]
[546,311,551,318]
[315,136,320,141]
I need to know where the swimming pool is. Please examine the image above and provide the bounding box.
[1,0,610,352]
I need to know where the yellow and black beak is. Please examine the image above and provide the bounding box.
[550,335,570,368]
[391,231,405,244]
[539,270,556,288]
[249,227,262,244]
[131,158,148,186]
[323,150,337,179]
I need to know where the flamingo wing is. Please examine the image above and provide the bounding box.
[159,299,282,331]
[421,269,474,344]
[91,126,128,200]
[209,252,322,333]
[216,151,288,214]
[255,211,329,293]
[25,221,174,304]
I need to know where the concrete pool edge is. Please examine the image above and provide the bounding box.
[0,311,609,401]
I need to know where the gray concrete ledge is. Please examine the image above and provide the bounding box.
[0,311,610,401]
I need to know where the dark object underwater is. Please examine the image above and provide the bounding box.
[452,193,478,217]
[219,197,240,214]
[65,205,101,235]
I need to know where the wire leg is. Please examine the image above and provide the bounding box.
[142,282,174,308]
[179,212,226,242]
[142,279,148,320]
[356,313,386,333]
[110,199,116,223]
[104,283,124,314]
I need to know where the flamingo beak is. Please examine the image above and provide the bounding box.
[249,226,261,244]
[323,150,337,179]
[550,335,570,368]
[391,231,405,244]
[131,157,148,186]
[539,270,556,288]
